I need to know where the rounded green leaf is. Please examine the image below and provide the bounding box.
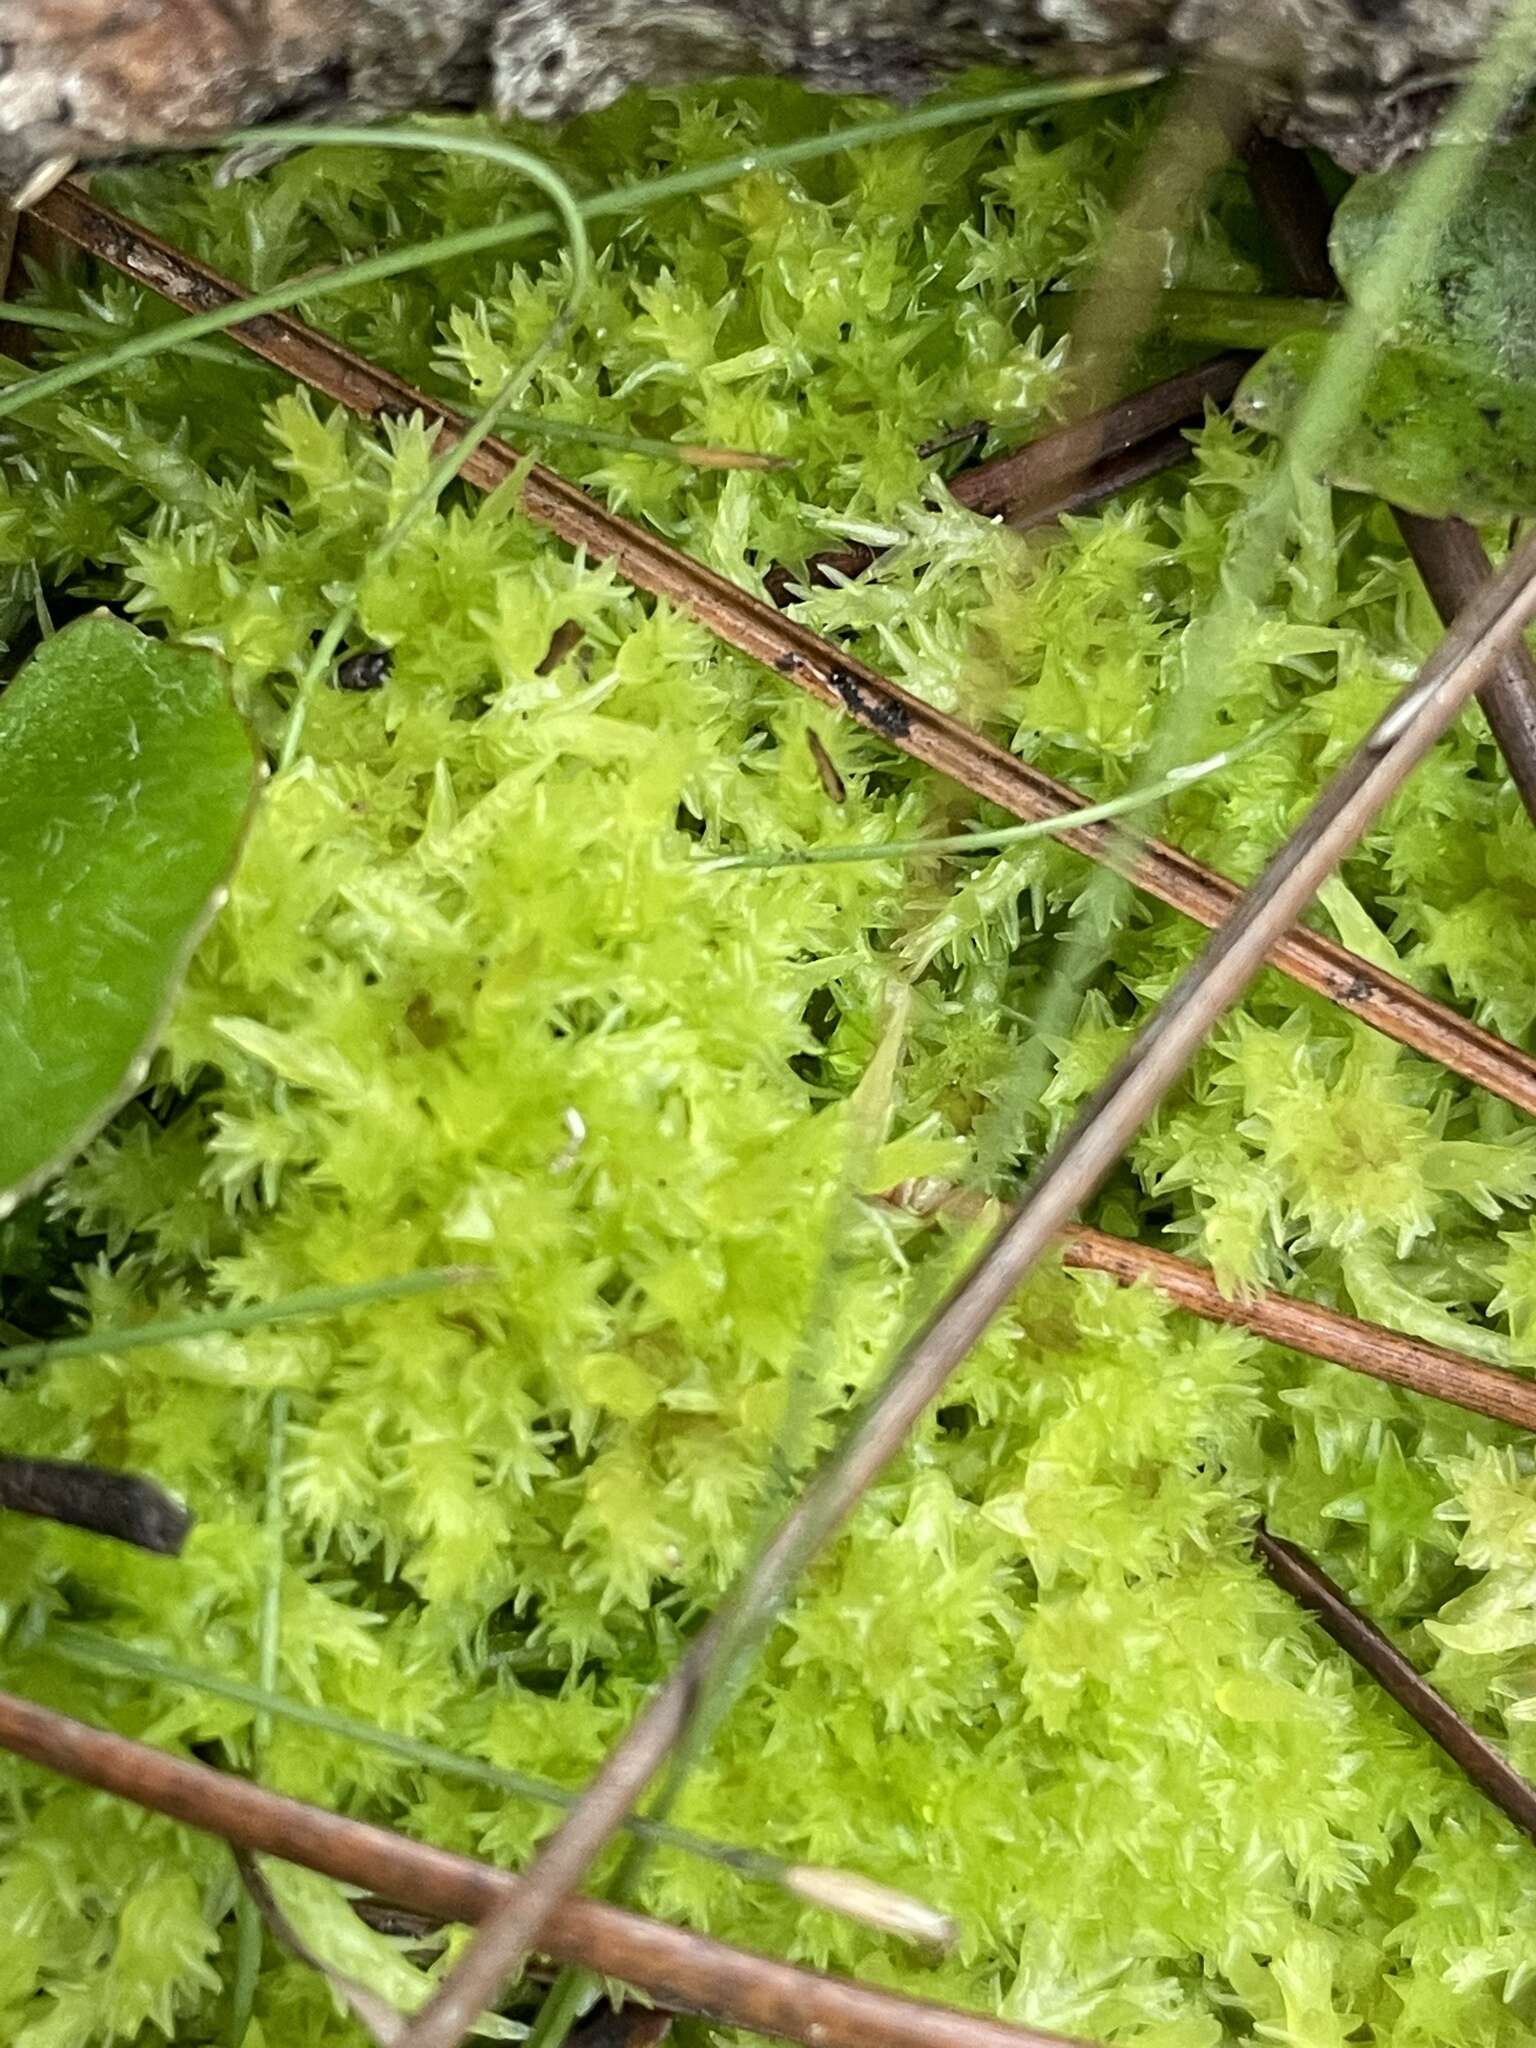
[0,615,261,1216]
[1332,138,1536,382]
[1236,329,1536,521]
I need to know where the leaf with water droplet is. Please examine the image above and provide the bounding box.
[1236,329,1536,520]
[0,615,261,1216]
[1331,136,1536,383]
[1238,135,1536,519]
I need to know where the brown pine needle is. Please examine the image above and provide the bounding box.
[883,1189,1536,1433]
[1245,136,1536,826]
[30,181,1536,1120]
[769,417,1207,605]
[1254,1523,1536,1847]
[1391,507,1536,819]
[0,1687,1089,2048]
[946,353,1250,523]
[391,516,1536,2048]
[806,729,848,803]
[1063,1225,1536,1429]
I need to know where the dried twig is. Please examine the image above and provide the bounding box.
[884,1189,1536,1433]
[0,1687,1088,2048]
[0,1455,190,1554]
[1253,1523,1536,1846]
[1062,1226,1536,1427]
[31,181,1536,1120]
[945,353,1250,523]
[1245,135,1536,826]
[1391,509,1536,816]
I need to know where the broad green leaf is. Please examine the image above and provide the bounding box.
[1236,136,1536,518]
[1235,329,1536,521]
[1331,136,1536,381]
[0,614,260,1216]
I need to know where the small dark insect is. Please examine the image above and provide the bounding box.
[334,647,392,691]
[536,619,585,675]
[807,728,847,803]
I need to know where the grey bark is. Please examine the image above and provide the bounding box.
[0,0,1512,199]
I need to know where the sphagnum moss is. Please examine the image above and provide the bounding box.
[4,78,1536,2048]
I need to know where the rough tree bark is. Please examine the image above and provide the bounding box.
[0,0,1513,200]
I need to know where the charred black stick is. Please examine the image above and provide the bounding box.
[0,1455,190,1554]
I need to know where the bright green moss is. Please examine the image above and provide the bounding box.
[4,77,1536,2048]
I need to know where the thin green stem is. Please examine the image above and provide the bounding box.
[228,1391,288,2044]
[1050,287,1341,350]
[228,1891,262,2046]
[0,1265,494,1372]
[44,1626,901,1906]
[704,711,1299,872]
[486,410,792,469]
[0,300,265,369]
[523,1969,594,2048]
[0,75,1157,427]
[1,303,122,336]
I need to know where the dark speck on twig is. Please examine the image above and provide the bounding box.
[826,664,913,740]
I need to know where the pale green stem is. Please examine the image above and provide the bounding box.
[227,1390,288,2043]
[1049,287,1341,351]
[0,300,265,369]
[703,711,1299,872]
[478,409,791,469]
[47,1627,855,1894]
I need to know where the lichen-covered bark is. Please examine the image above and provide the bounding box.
[0,0,1512,196]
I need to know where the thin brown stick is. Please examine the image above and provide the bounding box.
[1245,135,1536,826]
[1242,137,1337,300]
[390,526,1536,2047]
[946,354,1250,522]
[884,1187,1536,1432]
[33,181,1536,1121]
[1253,1523,1536,1846]
[1392,510,1536,813]
[0,1688,1088,2048]
[768,416,1215,607]
[1061,1224,1536,1429]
